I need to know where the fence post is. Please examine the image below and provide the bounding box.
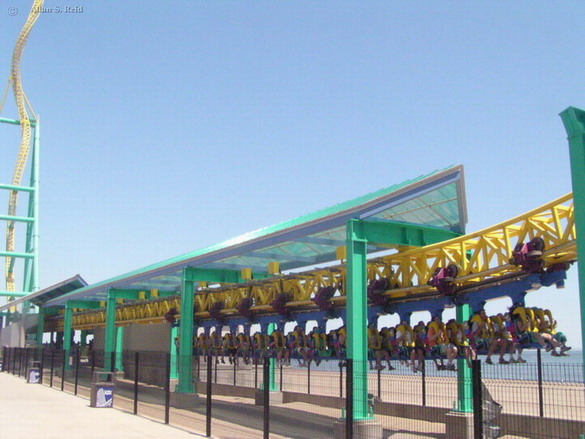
[3,347,7,373]
[214,356,218,384]
[471,359,483,439]
[134,352,139,415]
[377,366,381,399]
[537,349,544,417]
[308,361,311,395]
[61,350,66,391]
[74,346,80,395]
[18,348,23,377]
[49,348,55,387]
[206,353,212,437]
[255,358,258,388]
[23,347,29,378]
[90,350,95,377]
[197,354,200,382]
[39,348,44,384]
[340,362,344,398]
[233,358,237,386]
[165,352,171,425]
[280,360,283,391]
[421,360,426,407]
[263,357,270,439]
[346,358,353,439]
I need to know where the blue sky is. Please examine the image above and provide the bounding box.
[1,1,584,347]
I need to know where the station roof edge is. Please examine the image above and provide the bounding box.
[42,165,466,307]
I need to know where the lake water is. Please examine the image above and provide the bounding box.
[294,350,584,384]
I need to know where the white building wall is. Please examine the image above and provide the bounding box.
[92,323,170,352]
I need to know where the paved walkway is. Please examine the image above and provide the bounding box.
[0,373,204,439]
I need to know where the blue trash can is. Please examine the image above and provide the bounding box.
[26,361,41,384]
[90,371,115,408]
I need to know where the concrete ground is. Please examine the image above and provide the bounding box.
[0,373,204,439]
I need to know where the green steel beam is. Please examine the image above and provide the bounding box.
[63,306,73,370]
[23,123,37,295]
[346,219,370,420]
[31,121,40,292]
[184,267,244,283]
[22,184,34,294]
[456,304,473,412]
[67,300,102,310]
[560,106,585,383]
[0,117,21,125]
[115,326,124,372]
[345,219,459,421]
[350,219,460,246]
[0,183,35,192]
[107,289,176,300]
[0,291,28,296]
[268,323,277,391]
[108,289,141,300]
[0,251,34,259]
[0,215,34,223]
[170,325,178,380]
[185,267,269,284]
[177,267,258,392]
[0,117,36,126]
[178,267,195,393]
[104,293,117,372]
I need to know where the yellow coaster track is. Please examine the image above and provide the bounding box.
[48,193,576,331]
[3,0,44,292]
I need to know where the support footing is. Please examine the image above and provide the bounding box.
[333,418,383,439]
[254,390,283,405]
[171,391,200,409]
[445,410,474,439]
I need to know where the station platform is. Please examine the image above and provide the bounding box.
[0,372,204,439]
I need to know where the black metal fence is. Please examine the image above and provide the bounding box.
[2,346,584,439]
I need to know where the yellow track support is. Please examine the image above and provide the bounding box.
[380,193,575,298]
[45,194,576,331]
[3,0,44,292]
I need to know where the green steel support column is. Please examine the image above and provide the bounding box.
[115,326,124,372]
[63,306,73,370]
[560,106,585,382]
[32,119,40,292]
[36,307,44,347]
[267,323,277,391]
[346,219,370,420]
[170,325,179,380]
[80,330,88,347]
[177,268,195,393]
[104,294,117,372]
[21,121,40,294]
[456,304,473,412]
